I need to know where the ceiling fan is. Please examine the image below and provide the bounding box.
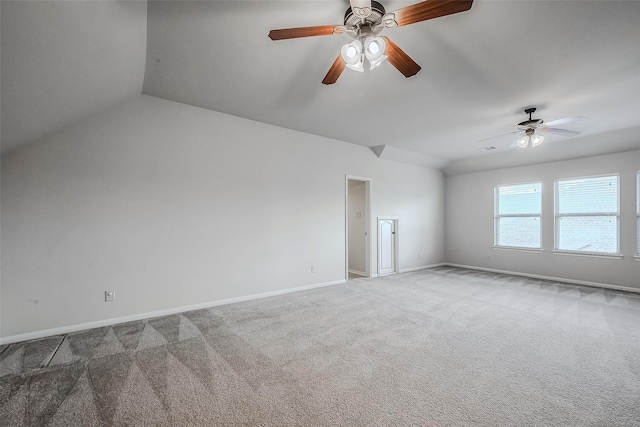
[480,108,589,149]
[268,0,474,84]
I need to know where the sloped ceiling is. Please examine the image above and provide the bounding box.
[1,1,147,153]
[3,1,640,175]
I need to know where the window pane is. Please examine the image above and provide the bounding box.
[495,182,542,249]
[557,216,617,253]
[496,217,540,248]
[497,183,541,215]
[557,176,618,214]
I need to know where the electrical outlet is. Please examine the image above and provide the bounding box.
[311,266,316,273]
[105,290,115,302]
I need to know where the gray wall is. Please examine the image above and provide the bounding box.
[1,95,445,340]
[445,150,640,289]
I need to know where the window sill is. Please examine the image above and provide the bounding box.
[634,256,640,262]
[492,246,544,254]
[552,250,623,260]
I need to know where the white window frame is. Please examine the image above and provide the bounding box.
[553,173,621,258]
[494,181,543,251]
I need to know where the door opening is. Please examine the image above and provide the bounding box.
[346,177,371,280]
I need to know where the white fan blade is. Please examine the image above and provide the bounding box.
[543,127,581,137]
[476,130,519,144]
[545,116,589,127]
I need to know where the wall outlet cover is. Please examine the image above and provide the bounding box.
[105,290,116,302]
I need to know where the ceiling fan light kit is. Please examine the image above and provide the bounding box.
[516,128,545,149]
[268,0,474,84]
[516,108,547,149]
[341,36,388,71]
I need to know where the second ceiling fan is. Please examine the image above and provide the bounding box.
[268,0,474,84]
[478,108,590,150]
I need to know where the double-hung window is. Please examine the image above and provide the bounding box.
[494,182,542,249]
[555,174,619,254]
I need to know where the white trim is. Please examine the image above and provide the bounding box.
[554,173,620,254]
[0,279,346,345]
[492,246,544,253]
[399,263,446,273]
[444,263,640,294]
[637,170,640,259]
[551,250,623,260]
[348,269,367,276]
[553,171,621,182]
[494,181,542,249]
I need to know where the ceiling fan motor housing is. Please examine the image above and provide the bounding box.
[518,108,544,130]
[517,118,544,130]
[344,1,386,31]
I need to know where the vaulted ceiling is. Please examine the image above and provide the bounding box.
[1,1,147,154]
[3,1,640,175]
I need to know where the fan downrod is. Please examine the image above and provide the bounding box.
[524,107,537,120]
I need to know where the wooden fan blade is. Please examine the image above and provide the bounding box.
[322,54,346,85]
[386,0,473,28]
[350,0,373,19]
[383,37,421,78]
[269,25,344,41]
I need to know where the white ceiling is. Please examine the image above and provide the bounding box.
[3,1,640,175]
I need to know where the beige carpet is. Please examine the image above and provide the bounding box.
[1,266,639,426]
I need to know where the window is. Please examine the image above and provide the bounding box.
[555,174,619,254]
[494,182,542,249]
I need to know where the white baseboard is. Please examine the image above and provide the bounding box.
[0,278,346,345]
[6,263,636,345]
[399,263,446,274]
[444,263,640,294]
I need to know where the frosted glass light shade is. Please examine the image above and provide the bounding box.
[341,40,364,72]
[364,36,387,70]
[531,133,544,147]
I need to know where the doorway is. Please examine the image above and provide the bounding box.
[377,217,398,276]
[346,176,371,280]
